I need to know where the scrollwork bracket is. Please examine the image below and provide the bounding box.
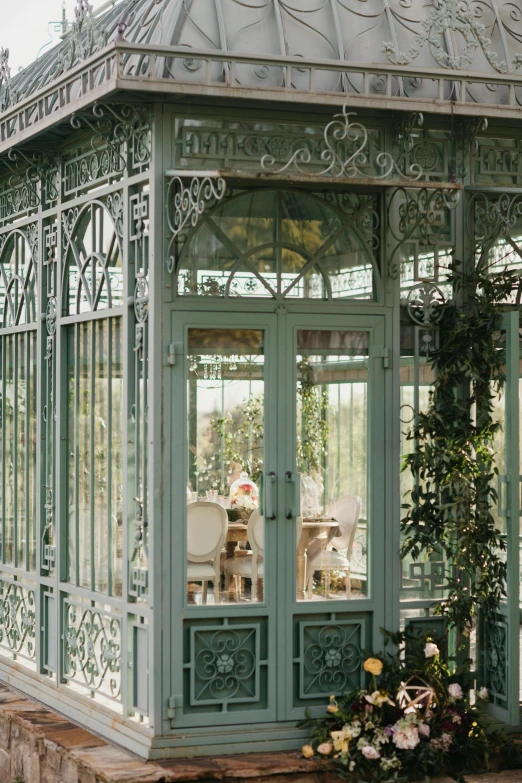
[165,172,227,274]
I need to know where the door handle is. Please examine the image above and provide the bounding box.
[285,471,300,519]
[265,471,276,520]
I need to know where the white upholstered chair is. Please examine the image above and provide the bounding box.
[223,509,264,602]
[187,501,228,604]
[306,495,361,599]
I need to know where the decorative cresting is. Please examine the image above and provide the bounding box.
[0,579,36,662]
[166,174,227,274]
[188,624,261,707]
[481,614,508,708]
[388,187,460,281]
[63,598,121,700]
[56,0,107,75]
[261,107,423,181]
[0,49,12,113]
[381,0,518,72]
[300,620,365,698]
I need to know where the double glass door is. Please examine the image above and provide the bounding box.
[169,307,389,727]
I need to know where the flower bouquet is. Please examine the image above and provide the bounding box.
[300,628,515,782]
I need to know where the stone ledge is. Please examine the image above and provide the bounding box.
[0,681,517,783]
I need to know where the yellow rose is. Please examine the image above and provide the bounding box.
[363,657,383,676]
[302,745,314,759]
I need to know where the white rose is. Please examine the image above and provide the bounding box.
[448,683,463,700]
[361,745,380,760]
[418,723,430,737]
[424,642,439,658]
[477,686,489,701]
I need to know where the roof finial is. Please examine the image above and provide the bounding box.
[0,48,12,113]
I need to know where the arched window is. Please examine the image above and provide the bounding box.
[0,231,37,326]
[63,200,123,315]
[176,189,381,300]
[63,200,124,597]
[0,228,38,572]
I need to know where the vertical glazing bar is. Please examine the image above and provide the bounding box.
[25,331,31,572]
[74,325,80,586]
[13,330,18,568]
[107,317,113,596]
[1,333,5,563]
[90,322,96,591]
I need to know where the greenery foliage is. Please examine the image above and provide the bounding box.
[296,357,329,476]
[301,628,521,782]
[401,261,519,630]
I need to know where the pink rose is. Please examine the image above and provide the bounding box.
[361,745,380,760]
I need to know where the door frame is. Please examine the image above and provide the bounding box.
[163,299,395,730]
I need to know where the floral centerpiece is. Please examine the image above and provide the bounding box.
[300,629,520,782]
[229,471,258,512]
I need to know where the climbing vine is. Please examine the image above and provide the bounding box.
[296,357,329,476]
[401,260,519,630]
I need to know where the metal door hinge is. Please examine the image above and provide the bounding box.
[374,346,391,368]
[167,343,181,366]
[167,694,182,721]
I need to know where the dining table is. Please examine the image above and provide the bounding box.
[225,517,339,600]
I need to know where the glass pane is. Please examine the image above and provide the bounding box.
[67,317,123,595]
[399,320,446,601]
[296,329,369,601]
[66,203,123,315]
[0,330,37,569]
[186,328,265,605]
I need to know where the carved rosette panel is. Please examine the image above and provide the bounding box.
[63,599,121,700]
[187,623,263,708]
[299,619,367,698]
[0,579,36,661]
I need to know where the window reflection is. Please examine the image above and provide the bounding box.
[296,330,368,602]
[186,328,265,605]
[177,190,379,300]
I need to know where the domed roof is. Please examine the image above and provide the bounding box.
[6,0,522,111]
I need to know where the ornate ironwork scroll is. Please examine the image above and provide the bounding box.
[41,222,58,575]
[129,190,150,600]
[63,598,121,700]
[381,0,515,72]
[456,117,488,178]
[388,187,459,281]
[166,174,227,274]
[261,107,424,181]
[68,104,151,195]
[0,579,36,662]
[189,624,260,706]
[300,620,365,697]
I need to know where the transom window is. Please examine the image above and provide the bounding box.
[0,231,37,327]
[177,189,380,300]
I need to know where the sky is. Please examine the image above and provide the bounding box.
[1,0,111,74]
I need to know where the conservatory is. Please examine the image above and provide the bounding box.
[0,0,520,761]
